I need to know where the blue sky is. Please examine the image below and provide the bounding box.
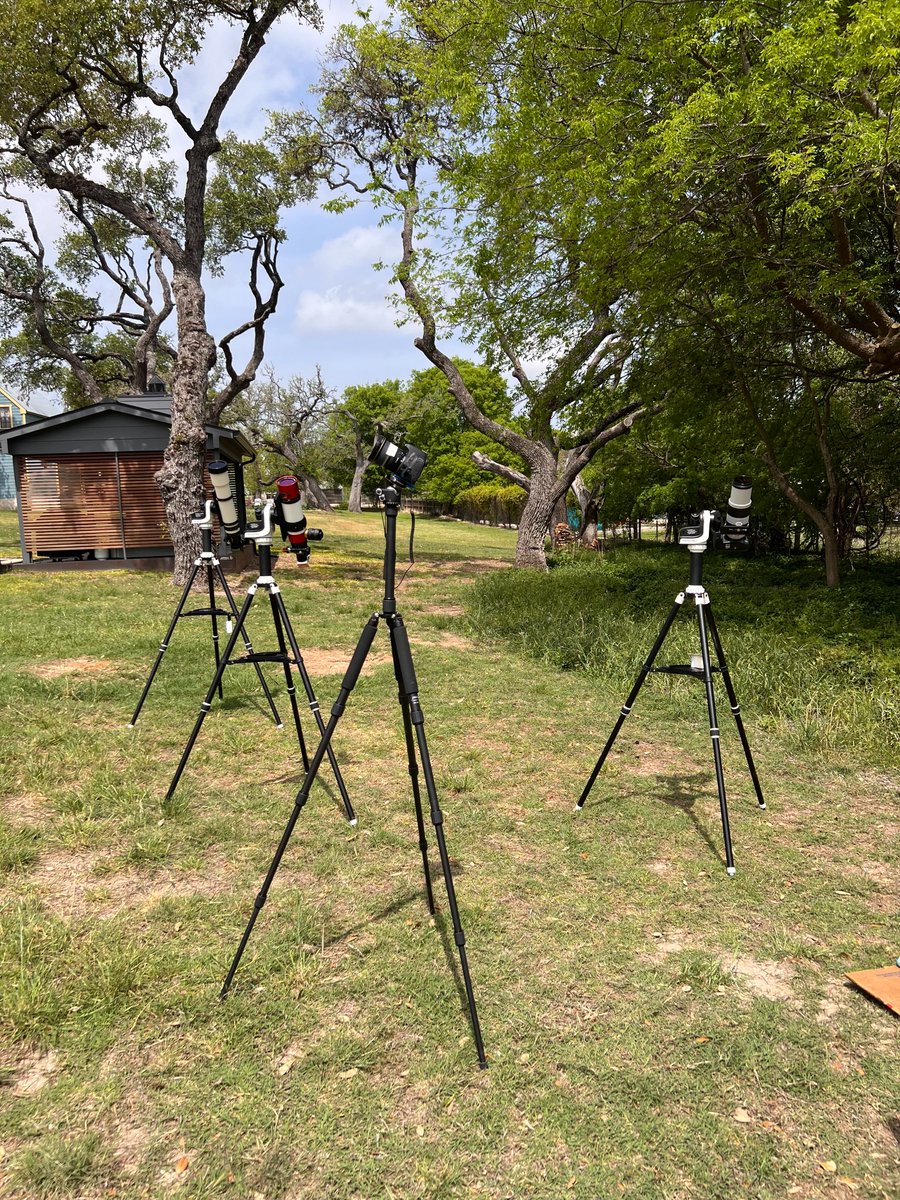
[19,1,472,415]
[178,2,470,398]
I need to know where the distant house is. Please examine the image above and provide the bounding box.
[0,389,254,565]
[0,386,43,509]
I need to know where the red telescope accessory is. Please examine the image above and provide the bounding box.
[275,475,311,563]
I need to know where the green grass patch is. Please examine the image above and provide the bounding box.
[0,516,896,1199]
[468,545,900,764]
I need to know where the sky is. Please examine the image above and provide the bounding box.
[14,1,475,416]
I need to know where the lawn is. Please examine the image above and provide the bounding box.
[0,510,21,559]
[0,512,897,1200]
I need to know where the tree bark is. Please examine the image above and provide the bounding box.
[155,268,215,582]
[348,459,367,512]
[299,472,332,510]
[514,462,560,567]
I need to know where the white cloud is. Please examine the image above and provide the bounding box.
[296,286,405,334]
[306,223,398,275]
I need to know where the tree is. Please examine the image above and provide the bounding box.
[306,22,652,568]
[0,1,318,581]
[231,367,334,508]
[324,380,403,511]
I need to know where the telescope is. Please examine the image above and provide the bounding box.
[678,476,753,553]
[208,460,244,548]
[274,476,324,564]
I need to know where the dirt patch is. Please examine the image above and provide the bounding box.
[28,849,232,921]
[727,955,796,1002]
[7,1048,59,1097]
[421,603,465,617]
[647,930,693,960]
[28,656,114,679]
[625,740,698,778]
[295,648,390,676]
[2,792,47,825]
[645,859,674,875]
[410,631,474,652]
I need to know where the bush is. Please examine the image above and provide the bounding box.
[454,483,527,526]
[467,544,900,763]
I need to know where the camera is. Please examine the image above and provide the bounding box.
[370,426,427,488]
[679,477,753,551]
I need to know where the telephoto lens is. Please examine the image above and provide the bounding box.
[275,475,312,563]
[208,461,244,547]
[370,427,427,488]
[724,476,752,542]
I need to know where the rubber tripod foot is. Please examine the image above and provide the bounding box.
[758,802,767,810]
[276,723,284,730]
[349,818,358,827]
[573,804,583,812]
[127,723,134,729]
[726,866,736,876]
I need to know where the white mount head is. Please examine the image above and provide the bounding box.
[678,509,713,553]
[191,500,216,530]
[243,498,276,546]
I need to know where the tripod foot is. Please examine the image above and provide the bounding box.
[758,801,767,810]
[573,803,583,813]
[726,866,736,876]
[349,817,358,827]
[276,722,284,730]
[126,723,135,729]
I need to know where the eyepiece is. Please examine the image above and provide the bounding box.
[208,460,244,546]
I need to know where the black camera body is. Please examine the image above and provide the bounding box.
[370,426,427,488]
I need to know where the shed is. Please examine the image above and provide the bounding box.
[0,386,44,508]
[0,392,254,564]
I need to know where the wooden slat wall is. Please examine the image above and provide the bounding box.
[18,452,171,555]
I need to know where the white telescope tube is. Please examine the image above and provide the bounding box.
[208,460,242,540]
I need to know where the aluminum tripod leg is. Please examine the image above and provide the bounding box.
[207,563,224,701]
[221,614,380,998]
[165,587,259,802]
[270,590,356,825]
[389,620,434,914]
[389,613,487,1068]
[128,562,201,727]
[213,562,281,728]
[268,590,309,770]
[705,604,766,810]
[575,597,684,810]
[696,602,736,874]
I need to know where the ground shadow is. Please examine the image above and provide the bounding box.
[655,770,725,867]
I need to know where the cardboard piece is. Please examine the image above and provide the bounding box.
[845,965,900,1016]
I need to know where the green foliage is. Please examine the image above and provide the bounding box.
[454,482,526,525]
[468,545,900,762]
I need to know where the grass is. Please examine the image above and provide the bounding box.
[0,510,21,558]
[0,511,897,1200]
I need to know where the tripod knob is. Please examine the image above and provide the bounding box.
[307,529,324,541]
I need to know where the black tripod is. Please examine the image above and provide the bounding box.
[220,485,487,1069]
[163,503,355,824]
[575,543,766,874]
[129,506,280,729]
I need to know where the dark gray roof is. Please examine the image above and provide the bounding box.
[0,398,255,461]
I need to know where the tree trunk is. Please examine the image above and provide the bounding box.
[348,458,367,512]
[551,490,569,531]
[822,526,841,588]
[514,467,559,568]
[155,268,215,584]
[299,473,332,510]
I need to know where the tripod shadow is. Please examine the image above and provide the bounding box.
[262,766,345,817]
[654,770,725,867]
[322,889,420,949]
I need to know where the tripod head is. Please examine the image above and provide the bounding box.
[243,483,325,566]
[191,500,216,531]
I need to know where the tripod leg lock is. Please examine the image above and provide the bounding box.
[455,930,466,948]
